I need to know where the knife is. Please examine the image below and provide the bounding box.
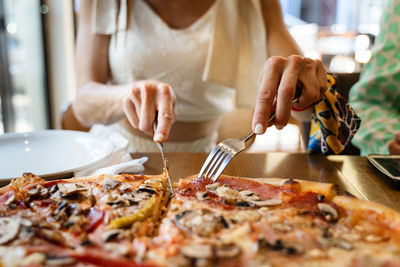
[152,118,174,196]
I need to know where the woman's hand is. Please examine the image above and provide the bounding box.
[389,133,400,154]
[122,80,177,142]
[252,55,327,134]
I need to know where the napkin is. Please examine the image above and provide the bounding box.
[74,124,148,176]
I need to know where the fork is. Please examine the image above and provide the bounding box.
[198,98,300,182]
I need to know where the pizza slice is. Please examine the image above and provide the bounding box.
[142,175,400,267]
[0,172,170,266]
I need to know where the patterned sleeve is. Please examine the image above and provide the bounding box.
[349,0,400,155]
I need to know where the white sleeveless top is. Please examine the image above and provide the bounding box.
[108,0,234,121]
[93,0,268,118]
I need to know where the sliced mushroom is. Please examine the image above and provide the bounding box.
[196,191,209,201]
[216,245,240,258]
[205,183,220,193]
[0,217,20,244]
[137,183,156,194]
[102,229,124,242]
[39,229,64,244]
[333,238,353,250]
[28,185,49,198]
[272,222,292,232]
[214,186,241,204]
[175,209,226,236]
[232,210,261,222]
[317,203,338,222]
[365,234,387,243]
[239,190,261,201]
[119,183,131,192]
[251,198,282,207]
[102,178,119,190]
[21,253,46,266]
[180,244,213,259]
[46,256,76,266]
[258,239,303,255]
[57,183,86,197]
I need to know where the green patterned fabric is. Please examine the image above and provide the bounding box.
[349,0,400,155]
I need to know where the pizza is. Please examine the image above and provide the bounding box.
[1,173,400,267]
[0,172,170,266]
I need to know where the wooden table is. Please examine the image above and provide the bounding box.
[133,152,400,212]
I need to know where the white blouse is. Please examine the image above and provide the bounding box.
[93,0,268,120]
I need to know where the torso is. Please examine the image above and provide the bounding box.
[109,0,235,141]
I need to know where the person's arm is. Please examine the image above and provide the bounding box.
[252,0,327,134]
[72,0,176,142]
[349,0,400,155]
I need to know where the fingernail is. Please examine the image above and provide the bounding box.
[154,133,164,142]
[254,124,264,135]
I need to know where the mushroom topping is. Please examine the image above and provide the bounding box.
[0,217,20,244]
[216,245,240,258]
[365,234,387,243]
[21,253,46,266]
[214,186,241,204]
[102,178,119,190]
[258,239,304,255]
[56,183,86,198]
[196,191,209,201]
[333,238,353,250]
[205,183,220,193]
[39,229,64,244]
[137,183,156,194]
[28,185,49,198]
[317,203,338,222]
[102,229,124,242]
[175,209,227,236]
[272,222,292,233]
[232,210,261,222]
[180,244,213,259]
[251,198,282,207]
[239,190,261,201]
[118,183,131,192]
[46,256,76,266]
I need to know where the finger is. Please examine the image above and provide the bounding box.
[138,84,157,135]
[122,96,139,128]
[296,73,320,109]
[252,57,284,134]
[154,84,175,142]
[274,56,302,129]
[389,139,400,155]
[316,60,328,97]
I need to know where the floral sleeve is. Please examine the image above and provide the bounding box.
[349,0,400,155]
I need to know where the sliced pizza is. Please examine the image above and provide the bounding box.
[142,175,400,267]
[0,172,170,266]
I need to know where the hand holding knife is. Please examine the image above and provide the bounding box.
[153,114,174,196]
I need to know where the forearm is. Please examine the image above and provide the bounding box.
[351,101,398,155]
[72,82,130,127]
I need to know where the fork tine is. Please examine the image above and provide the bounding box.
[208,147,229,178]
[198,146,220,178]
[204,147,224,178]
[212,153,233,182]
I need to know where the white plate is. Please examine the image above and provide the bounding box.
[0,130,113,180]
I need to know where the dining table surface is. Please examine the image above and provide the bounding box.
[132,152,400,212]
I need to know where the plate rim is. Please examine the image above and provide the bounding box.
[0,129,114,180]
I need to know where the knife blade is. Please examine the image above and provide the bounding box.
[152,120,174,196]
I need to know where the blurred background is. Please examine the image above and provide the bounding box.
[0,0,385,151]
